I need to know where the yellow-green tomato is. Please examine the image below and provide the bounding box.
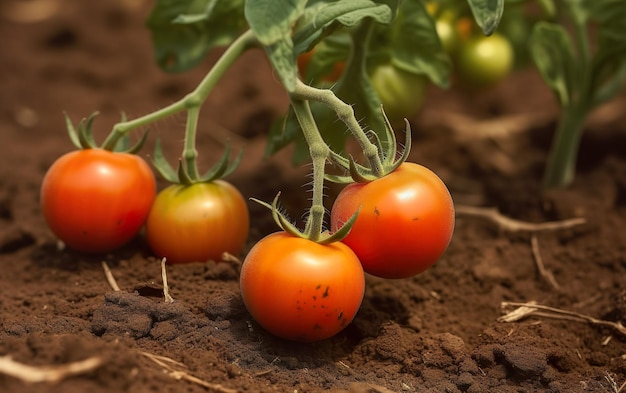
[370,64,428,123]
[455,33,514,87]
[145,181,249,264]
[435,14,461,55]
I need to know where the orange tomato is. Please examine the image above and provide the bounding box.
[330,163,455,279]
[145,181,249,264]
[40,149,156,253]
[240,232,365,342]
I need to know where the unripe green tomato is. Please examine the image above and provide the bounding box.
[370,64,428,122]
[455,33,514,87]
[436,18,459,55]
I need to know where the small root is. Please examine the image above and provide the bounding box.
[530,235,560,290]
[0,355,103,383]
[101,261,121,292]
[161,257,174,304]
[499,301,626,338]
[138,351,237,393]
[455,205,586,234]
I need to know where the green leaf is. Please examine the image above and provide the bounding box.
[529,22,577,108]
[387,0,450,88]
[147,0,246,73]
[466,0,504,36]
[244,0,307,91]
[293,0,393,54]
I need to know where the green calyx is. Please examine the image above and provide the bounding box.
[325,107,412,184]
[152,138,243,186]
[251,192,360,245]
[65,112,148,154]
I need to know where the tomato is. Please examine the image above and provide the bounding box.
[330,163,455,279]
[239,232,365,342]
[40,149,156,253]
[455,32,514,87]
[435,17,460,55]
[145,181,249,264]
[370,64,428,123]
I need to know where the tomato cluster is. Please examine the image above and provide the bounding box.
[41,147,249,262]
[432,7,515,88]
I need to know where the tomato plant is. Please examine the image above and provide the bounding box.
[330,163,455,279]
[145,181,249,264]
[455,32,514,87]
[370,63,429,123]
[41,148,155,253]
[239,231,365,342]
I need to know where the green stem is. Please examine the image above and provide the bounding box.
[292,80,384,175]
[102,30,258,150]
[290,99,329,242]
[542,106,588,188]
[183,107,201,179]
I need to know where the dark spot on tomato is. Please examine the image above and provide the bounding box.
[312,295,317,301]
[337,311,343,320]
[412,217,419,221]
[322,286,329,298]
[315,284,321,290]
[313,324,322,330]
[374,206,380,216]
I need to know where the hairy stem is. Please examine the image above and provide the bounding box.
[292,80,384,175]
[102,30,258,150]
[290,99,329,242]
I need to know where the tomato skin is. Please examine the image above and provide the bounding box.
[455,33,514,87]
[240,232,365,342]
[330,163,455,279]
[370,64,428,123]
[145,181,249,264]
[40,149,156,253]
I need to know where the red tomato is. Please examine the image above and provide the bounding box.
[330,163,455,279]
[40,149,156,253]
[145,181,249,264]
[240,232,365,342]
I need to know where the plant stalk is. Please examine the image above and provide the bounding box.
[542,106,587,188]
[290,99,329,242]
[292,80,384,175]
[102,30,258,150]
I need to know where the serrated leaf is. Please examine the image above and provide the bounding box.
[529,22,577,108]
[147,0,246,73]
[466,0,504,36]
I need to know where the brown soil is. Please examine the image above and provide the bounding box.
[1,1,626,392]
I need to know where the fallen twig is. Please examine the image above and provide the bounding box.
[0,355,103,383]
[101,261,121,292]
[161,257,174,304]
[499,301,626,338]
[221,252,243,265]
[530,235,560,290]
[138,351,237,393]
[455,205,586,234]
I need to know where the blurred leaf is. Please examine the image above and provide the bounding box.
[387,0,450,88]
[147,0,246,73]
[529,22,577,108]
[466,0,504,35]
